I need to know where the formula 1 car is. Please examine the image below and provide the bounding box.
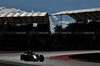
[20,51,45,62]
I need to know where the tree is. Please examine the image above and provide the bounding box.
[54,25,62,33]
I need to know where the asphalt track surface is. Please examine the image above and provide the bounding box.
[0,50,100,66]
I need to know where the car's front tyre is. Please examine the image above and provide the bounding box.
[40,55,45,62]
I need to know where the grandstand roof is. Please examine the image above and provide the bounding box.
[51,8,100,22]
[0,12,48,17]
[0,12,49,25]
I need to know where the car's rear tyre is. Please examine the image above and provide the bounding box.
[40,55,44,62]
[20,54,25,60]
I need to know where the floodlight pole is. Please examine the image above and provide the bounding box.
[60,15,62,34]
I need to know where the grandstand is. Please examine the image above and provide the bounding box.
[51,8,100,50]
[1,8,100,50]
[0,12,50,50]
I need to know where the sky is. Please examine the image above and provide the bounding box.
[0,0,100,14]
[0,0,100,32]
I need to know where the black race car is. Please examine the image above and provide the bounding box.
[20,51,45,62]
